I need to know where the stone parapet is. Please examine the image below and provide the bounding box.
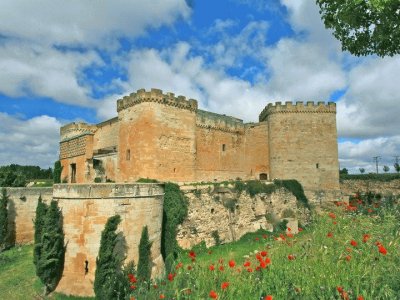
[117,88,198,113]
[60,122,97,142]
[259,101,336,122]
[196,109,245,133]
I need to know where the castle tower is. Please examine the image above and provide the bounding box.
[259,101,339,192]
[116,88,198,182]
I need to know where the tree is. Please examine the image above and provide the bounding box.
[394,162,400,173]
[0,188,9,251]
[94,215,128,300]
[316,0,400,57]
[339,168,349,175]
[137,226,152,284]
[383,165,390,173]
[36,200,65,294]
[359,168,366,174]
[33,195,48,266]
[53,161,63,184]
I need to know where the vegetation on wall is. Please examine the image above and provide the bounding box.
[137,226,152,284]
[0,188,9,252]
[161,182,188,260]
[274,179,310,209]
[35,200,65,294]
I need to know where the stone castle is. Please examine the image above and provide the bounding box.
[60,88,339,192]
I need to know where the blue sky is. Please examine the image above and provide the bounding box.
[0,0,399,173]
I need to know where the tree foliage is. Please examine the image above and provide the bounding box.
[53,161,62,184]
[137,226,152,283]
[383,165,390,173]
[94,215,128,300]
[359,167,366,174]
[0,188,9,252]
[33,196,48,266]
[0,164,53,187]
[316,0,400,57]
[35,200,65,294]
[394,162,400,173]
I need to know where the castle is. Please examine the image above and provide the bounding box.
[60,88,340,192]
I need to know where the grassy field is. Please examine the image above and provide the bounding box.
[1,195,399,299]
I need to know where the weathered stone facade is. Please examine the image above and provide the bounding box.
[59,88,339,193]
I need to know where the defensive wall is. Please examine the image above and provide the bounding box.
[59,88,339,195]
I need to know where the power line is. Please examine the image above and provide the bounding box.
[373,156,381,174]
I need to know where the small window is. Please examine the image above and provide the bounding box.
[126,149,130,161]
[259,173,268,180]
[173,168,176,173]
[222,144,226,151]
[316,163,319,169]
[71,163,76,183]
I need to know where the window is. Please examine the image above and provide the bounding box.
[222,144,226,151]
[259,173,268,180]
[71,163,76,183]
[126,149,130,161]
[316,163,319,169]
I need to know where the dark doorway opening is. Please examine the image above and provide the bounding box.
[71,163,77,183]
[259,173,268,180]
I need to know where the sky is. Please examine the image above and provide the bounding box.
[0,0,399,173]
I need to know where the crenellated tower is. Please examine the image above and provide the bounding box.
[116,88,198,182]
[260,101,339,192]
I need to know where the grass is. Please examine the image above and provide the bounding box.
[1,195,399,299]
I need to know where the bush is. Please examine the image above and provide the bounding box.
[33,196,48,266]
[35,200,65,294]
[245,180,276,197]
[0,188,9,252]
[137,226,152,284]
[340,173,400,182]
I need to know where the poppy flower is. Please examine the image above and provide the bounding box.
[265,257,271,264]
[345,255,351,261]
[298,227,303,232]
[337,286,344,293]
[255,237,259,241]
[175,262,183,269]
[247,267,253,272]
[350,240,357,247]
[287,227,292,232]
[153,284,158,289]
[265,296,273,300]
[260,261,267,268]
[243,261,251,267]
[378,245,387,255]
[362,234,370,243]
[263,234,268,239]
[288,254,295,260]
[168,273,175,281]
[221,282,229,289]
[357,296,364,300]
[228,259,236,268]
[219,265,224,271]
[128,274,137,283]
[327,232,333,238]
[209,264,215,271]
[189,251,196,259]
[260,251,268,257]
[209,290,218,299]
[159,294,165,299]
[329,212,336,219]
[333,221,337,225]
[130,285,136,290]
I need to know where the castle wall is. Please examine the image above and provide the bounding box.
[93,117,119,151]
[244,122,269,180]
[5,187,53,244]
[53,183,164,297]
[261,102,339,191]
[117,89,197,182]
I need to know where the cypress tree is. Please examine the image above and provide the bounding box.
[137,226,152,283]
[33,195,48,266]
[94,215,127,299]
[0,188,9,252]
[36,200,65,294]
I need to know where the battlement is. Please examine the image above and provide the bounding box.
[117,88,198,113]
[259,101,336,122]
[60,122,97,142]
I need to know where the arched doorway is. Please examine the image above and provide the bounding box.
[259,173,268,180]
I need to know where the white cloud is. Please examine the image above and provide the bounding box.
[0,113,61,167]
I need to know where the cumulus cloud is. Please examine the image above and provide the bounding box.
[0,113,61,167]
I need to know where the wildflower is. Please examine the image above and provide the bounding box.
[288,254,295,260]
[260,251,268,257]
[378,245,387,255]
[247,267,253,272]
[263,234,268,239]
[168,273,175,282]
[336,286,344,293]
[219,265,224,271]
[298,227,303,232]
[221,282,229,289]
[159,294,165,299]
[243,261,251,267]
[357,296,364,300]
[287,227,292,231]
[209,290,218,299]
[209,264,215,271]
[329,212,336,219]
[265,257,271,265]
[286,233,294,238]
[255,237,259,241]
[128,273,137,283]
[367,208,373,213]
[189,250,196,259]
[260,260,267,268]
[228,259,236,268]
[333,221,337,225]
[130,297,135,300]
[345,255,351,261]
[265,296,273,300]
[175,262,183,269]
[327,232,333,238]
[350,240,357,247]
[130,285,136,290]
[362,234,370,243]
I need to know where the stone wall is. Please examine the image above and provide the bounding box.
[5,187,53,244]
[53,183,164,297]
[176,184,305,248]
[340,179,400,196]
[93,117,119,151]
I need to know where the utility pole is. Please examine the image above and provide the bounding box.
[373,156,381,174]
[394,155,399,164]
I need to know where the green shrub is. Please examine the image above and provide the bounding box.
[340,173,400,182]
[137,226,152,284]
[223,198,237,212]
[94,177,102,183]
[274,179,310,208]
[234,181,245,193]
[161,183,188,260]
[53,161,62,184]
[0,188,9,252]
[35,200,65,294]
[246,180,276,197]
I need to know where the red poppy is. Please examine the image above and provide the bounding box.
[189,250,196,259]
[209,264,215,271]
[286,233,294,238]
[256,253,262,261]
[263,234,268,239]
[367,208,373,213]
[265,257,271,264]
[243,261,251,267]
[128,274,137,283]
[260,251,268,257]
[255,237,259,241]
[209,290,218,299]
[337,286,344,293]
[357,296,364,300]
[298,227,303,232]
[168,273,175,282]
[327,232,333,238]
[287,227,292,231]
[221,282,229,289]
[219,265,224,271]
[175,262,183,269]
[362,234,370,243]
[345,255,351,261]
[130,285,136,290]
[333,221,337,225]
[247,267,253,272]
[265,296,273,300]
[329,212,336,219]
[288,254,295,260]
[159,294,165,299]
[350,240,357,247]
[260,260,267,268]
[228,259,236,268]
[378,245,387,255]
